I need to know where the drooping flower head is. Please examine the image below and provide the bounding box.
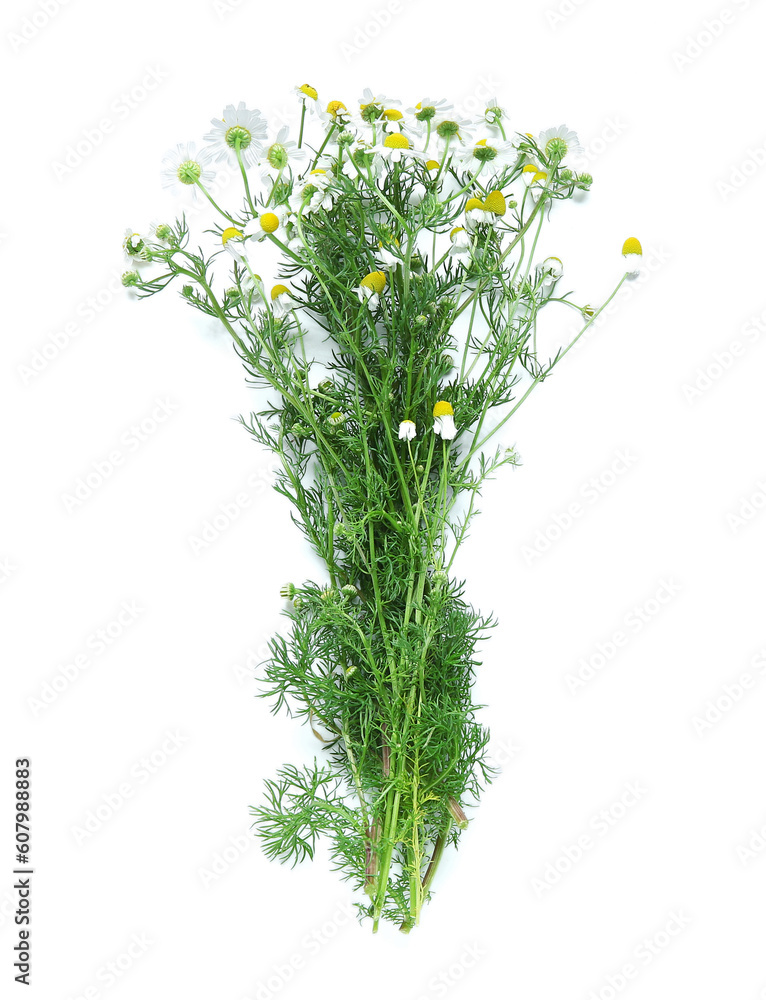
[622,237,642,275]
[433,400,456,440]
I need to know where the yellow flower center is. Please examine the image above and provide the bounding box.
[326,100,346,117]
[425,159,440,171]
[622,237,642,256]
[221,227,243,245]
[299,84,318,100]
[361,271,387,293]
[450,227,466,241]
[384,109,403,120]
[531,170,548,184]
[476,139,488,146]
[260,212,280,233]
[522,164,538,175]
[384,134,409,149]
[433,400,454,417]
[465,197,486,212]
[484,190,506,215]
[310,168,327,175]
[271,284,290,300]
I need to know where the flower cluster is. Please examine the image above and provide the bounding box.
[123,86,639,934]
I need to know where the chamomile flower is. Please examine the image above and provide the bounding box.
[260,126,308,176]
[398,419,417,441]
[484,97,507,132]
[537,256,563,286]
[161,142,216,197]
[538,125,583,164]
[244,205,289,242]
[449,226,471,255]
[433,400,456,440]
[319,100,352,126]
[221,225,246,262]
[373,132,422,165]
[293,83,318,103]
[457,138,519,178]
[433,115,474,152]
[327,411,346,428]
[484,190,507,217]
[122,228,149,261]
[424,159,441,179]
[205,102,268,167]
[343,142,383,181]
[622,237,642,275]
[464,197,495,228]
[407,97,454,126]
[289,169,337,215]
[357,89,401,125]
[270,283,295,316]
[355,271,386,309]
[377,235,402,269]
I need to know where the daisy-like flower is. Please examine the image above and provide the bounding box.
[377,235,402,270]
[622,237,642,275]
[327,411,346,428]
[161,142,216,197]
[483,190,507,217]
[355,271,387,309]
[319,99,352,127]
[424,158,441,179]
[449,226,472,255]
[484,97,507,131]
[244,205,289,242]
[457,138,519,179]
[357,89,401,126]
[433,114,474,152]
[221,225,246,262]
[398,419,417,441]
[522,167,549,200]
[293,83,318,103]
[464,197,495,228]
[433,400,456,440]
[270,283,295,317]
[204,102,268,167]
[537,256,563,286]
[407,97,454,126]
[122,228,149,261]
[343,142,383,181]
[373,132,423,165]
[260,126,308,176]
[538,125,583,164]
[289,169,337,215]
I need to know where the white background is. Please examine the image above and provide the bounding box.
[3,0,766,998]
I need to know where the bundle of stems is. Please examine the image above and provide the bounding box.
[122,88,638,931]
